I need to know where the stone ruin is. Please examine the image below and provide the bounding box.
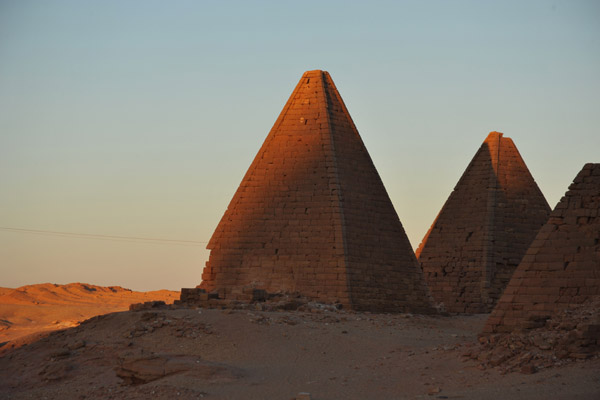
[416,132,551,313]
[484,163,600,334]
[466,163,600,373]
[186,70,434,313]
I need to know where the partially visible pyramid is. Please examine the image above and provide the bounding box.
[200,70,434,313]
[416,132,551,313]
[484,163,600,333]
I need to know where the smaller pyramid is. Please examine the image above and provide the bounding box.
[484,163,600,333]
[416,132,551,313]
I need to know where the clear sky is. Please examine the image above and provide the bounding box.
[1,0,598,291]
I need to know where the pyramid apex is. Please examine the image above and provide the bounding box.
[485,131,504,142]
[302,69,328,77]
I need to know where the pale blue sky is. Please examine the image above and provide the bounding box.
[1,0,598,290]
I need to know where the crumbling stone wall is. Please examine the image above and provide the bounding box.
[200,70,434,313]
[416,132,550,313]
[484,163,600,333]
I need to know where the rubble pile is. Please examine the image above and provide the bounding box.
[128,300,166,311]
[464,298,600,374]
[121,311,213,339]
[176,287,343,313]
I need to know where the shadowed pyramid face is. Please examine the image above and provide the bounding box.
[416,132,551,313]
[484,163,600,334]
[200,70,434,313]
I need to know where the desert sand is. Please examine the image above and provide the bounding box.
[0,282,178,346]
[0,290,599,400]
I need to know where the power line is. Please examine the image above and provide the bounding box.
[0,226,208,247]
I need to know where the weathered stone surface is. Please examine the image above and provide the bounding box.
[116,353,240,385]
[416,132,551,313]
[198,70,434,313]
[483,163,600,334]
[39,361,72,381]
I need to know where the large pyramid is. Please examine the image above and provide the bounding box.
[416,132,551,313]
[200,70,434,313]
[484,163,600,333]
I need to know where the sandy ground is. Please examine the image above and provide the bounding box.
[0,283,179,345]
[1,304,598,400]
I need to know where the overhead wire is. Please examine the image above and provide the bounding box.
[0,226,208,247]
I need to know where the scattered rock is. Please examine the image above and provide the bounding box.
[427,386,441,395]
[468,299,600,374]
[520,363,537,374]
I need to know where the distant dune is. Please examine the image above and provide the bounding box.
[0,282,179,346]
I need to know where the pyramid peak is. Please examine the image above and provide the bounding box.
[485,131,504,142]
[302,69,328,77]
